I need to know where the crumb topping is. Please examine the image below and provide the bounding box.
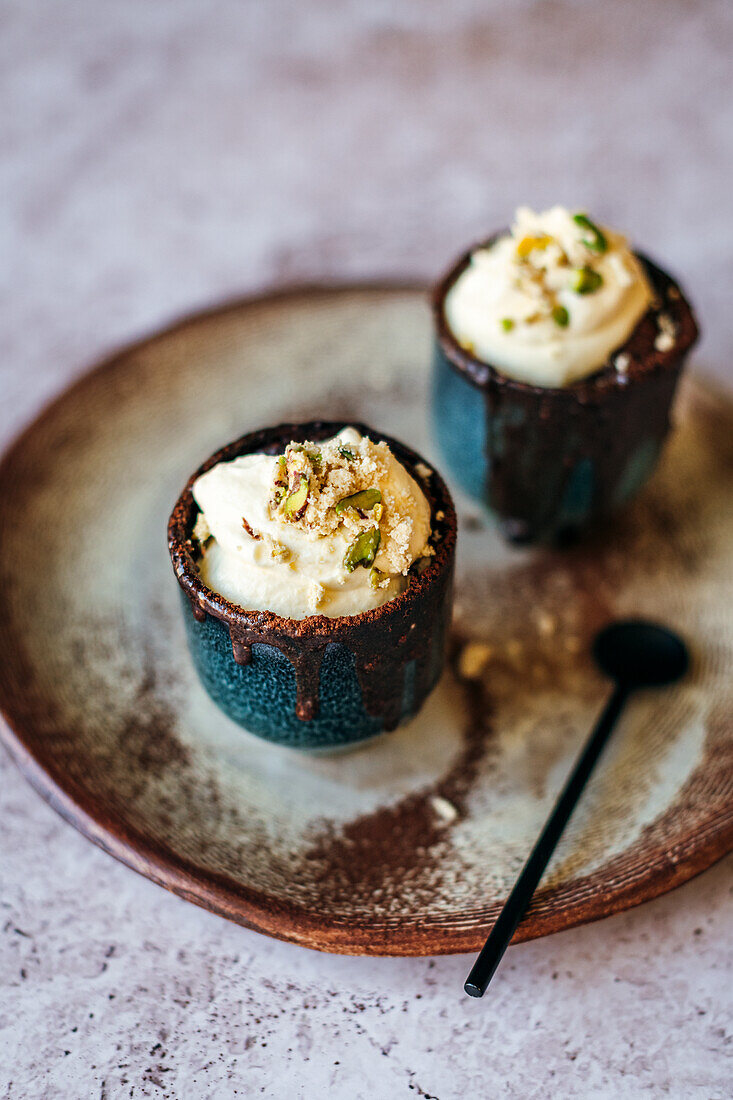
[271,434,432,576]
[192,512,211,545]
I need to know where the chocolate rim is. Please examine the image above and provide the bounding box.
[168,420,457,644]
[432,235,700,396]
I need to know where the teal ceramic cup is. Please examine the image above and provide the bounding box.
[168,421,456,751]
[432,246,699,543]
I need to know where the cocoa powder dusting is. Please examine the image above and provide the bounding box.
[116,641,190,775]
[303,642,495,910]
[302,541,619,912]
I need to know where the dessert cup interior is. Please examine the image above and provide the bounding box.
[168,419,457,638]
[433,243,699,396]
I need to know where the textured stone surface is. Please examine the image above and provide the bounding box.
[1,2,732,1097]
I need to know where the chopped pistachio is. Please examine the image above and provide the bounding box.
[334,488,382,514]
[343,527,381,573]
[282,475,309,517]
[516,233,553,259]
[369,566,386,589]
[571,266,603,294]
[552,304,570,327]
[500,317,515,332]
[372,502,384,523]
[573,213,608,254]
[338,445,356,460]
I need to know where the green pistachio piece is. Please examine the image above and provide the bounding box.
[338,445,356,460]
[552,304,570,328]
[500,317,515,332]
[343,527,381,573]
[573,213,608,254]
[334,488,382,514]
[369,566,386,589]
[282,475,309,517]
[571,266,603,294]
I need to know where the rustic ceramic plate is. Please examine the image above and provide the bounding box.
[1,286,732,955]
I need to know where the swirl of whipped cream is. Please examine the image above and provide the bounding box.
[192,428,432,620]
[444,206,653,387]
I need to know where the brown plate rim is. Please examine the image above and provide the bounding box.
[0,282,731,956]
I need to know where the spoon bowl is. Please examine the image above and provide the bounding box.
[593,619,689,688]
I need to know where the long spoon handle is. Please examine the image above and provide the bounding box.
[465,683,630,997]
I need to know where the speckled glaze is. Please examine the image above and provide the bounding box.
[168,422,456,750]
[432,246,699,543]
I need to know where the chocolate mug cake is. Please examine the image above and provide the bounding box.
[432,206,699,542]
[168,422,456,750]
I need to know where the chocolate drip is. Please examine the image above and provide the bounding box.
[231,640,251,666]
[188,593,206,623]
[227,627,329,722]
[482,348,681,542]
[356,654,405,732]
[354,594,452,731]
[413,636,438,707]
[209,561,454,727]
[223,609,449,729]
[293,646,327,721]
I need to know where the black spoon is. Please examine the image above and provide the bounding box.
[464,619,689,999]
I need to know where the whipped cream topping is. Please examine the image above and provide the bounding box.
[444,206,654,387]
[192,428,432,619]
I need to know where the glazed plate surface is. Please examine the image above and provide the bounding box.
[1,286,731,955]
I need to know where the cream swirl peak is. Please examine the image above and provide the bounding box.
[444,206,654,387]
[191,428,432,619]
